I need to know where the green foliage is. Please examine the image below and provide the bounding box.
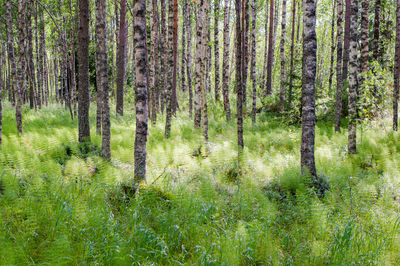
[1,103,400,264]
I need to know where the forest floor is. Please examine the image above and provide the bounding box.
[1,102,400,264]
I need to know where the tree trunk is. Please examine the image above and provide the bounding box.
[328,0,336,94]
[394,0,400,131]
[26,1,36,109]
[116,0,127,116]
[181,0,187,93]
[342,0,351,81]
[202,0,210,141]
[41,11,49,106]
[265,0,275,96]
[35,2,43,108]
[172,0,178,114]
[78,0,91,142]
[133,0,149,182]
[194,0,205,128]
[95,0,111,159]
[279,0,288,111]
[222,0,231,120]
[335,0,344,132]
[288,0,296,107]
[301,0,317,177]
[242,0,249,108]
[373,0,381,62]
[16,0,27,134]
[164,0,175,137]
[236,0,244,149]
[214,0,221,102]
[261,0,269,95]
[348,0,359,154]
[150,0,160,124]
[160,0,167,113]
[250,0,257,124]
[187,2,193,118]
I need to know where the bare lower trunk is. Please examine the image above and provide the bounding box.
[394,0,400,131]
[279,0,288,111]
[236,0,244,149]
[187,2,193,118]
[250,0,257,124]
[116,0,127,116]
[348,0,359,154]
[328,0,336,94]
[222,0,231,120]
[214,0,221,102]
[194,0,205,128]
[78,0,91,142]
[335,0,344,132]
[16,0,27,134]
[133,0,149,182]
[301,0,317,177]
[265,0,275,96]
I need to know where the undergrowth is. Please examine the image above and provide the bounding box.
[1,102,400,264]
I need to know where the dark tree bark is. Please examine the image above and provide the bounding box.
[261,0,269,95]
[26,1,36,109]
[301,0,317,177]
[202,0,209,141]
[16,0,27,134]
[288,0,296,107]
[265,0,275,96]
[373,0,381,62]
[96,0,111,159]
[133,0,149,182]
[187,2,193,118]
[342,0,351,81]
[394,0,400,131]
[222,0,231,120]
[214,0,221,102]
[6,1,17,108]
[279,0,288,111]
[335,0,344,132]
[236,0,244,149]
[194,0,205,128]
[78,0,91,142]
[348,0,359,154]
[328,0,336,94]
[150,0,160,124]
[160,0,167,113]
[172,0,178,114]
[242,0,249,107]
[181,0,187,93]
[164,0,176,137]
[250,0,257,124]
[116,0,127,116]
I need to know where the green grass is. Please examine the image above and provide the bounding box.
[1,101,400,265]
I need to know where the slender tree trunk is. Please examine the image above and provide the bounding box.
[348,0,359,154]
[16,0,27,134]
[150,0,160,124]
[40,11,49,106]
[261,0,269,94]
[165,0,175,137]
[242,0,249,108]
[265,0,275,96]
[328,0,336,94]
[69,0,77,115]
[95,0,111,159]
[181,0,187,93]
[222,0,231,120]
[35,2,43,108]
[288,0,296,107]
[78,0,91,142]
[236,0,244,149]
[342,0,351,81]
[373,0,381,62]
[335,0,344,132]
[187,2,193,118]
[172,0,178,114]
[133,0,149,181]
[250,0,257,123]
[194,1,205,128]
[214,0,221,102]
[394,0,400,131]
[26,1,36,109]
[160,0,167,113]
[301,0,317,177]
[202,0,210,141]
[54,47,59,103]
[279,0,288,111]
[116,0,127,116]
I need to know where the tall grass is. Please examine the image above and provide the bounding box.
[1,101,400,264]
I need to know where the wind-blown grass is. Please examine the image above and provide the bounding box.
[1,101,400,264]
